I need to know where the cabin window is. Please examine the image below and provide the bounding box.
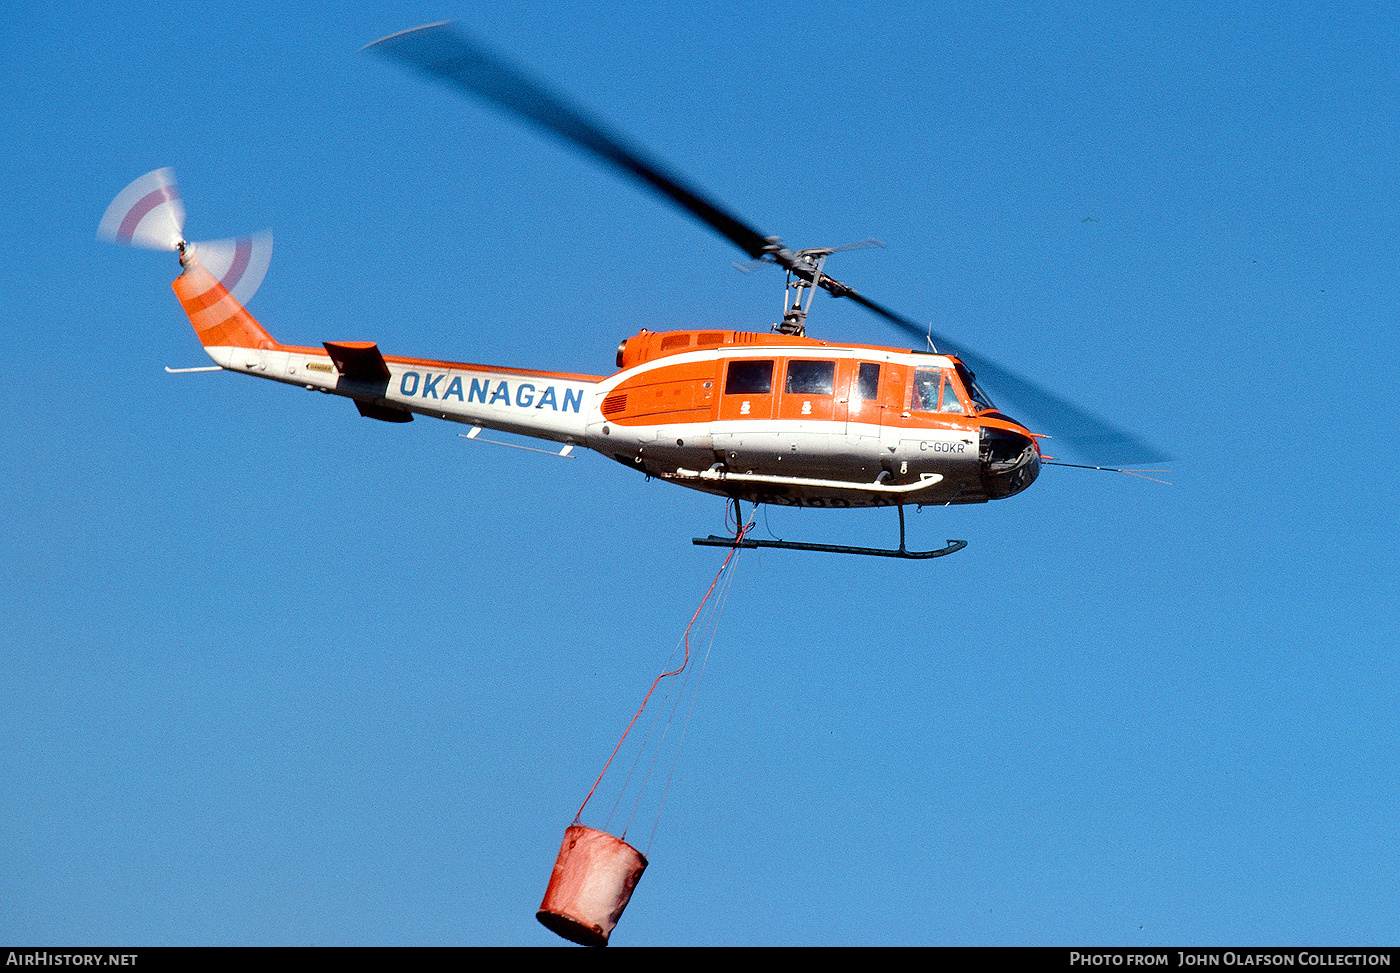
[912,368,967,414]
[856,363,880,401]
[785,360,836,395]
[912,369,939,410]
[724,359,774,394]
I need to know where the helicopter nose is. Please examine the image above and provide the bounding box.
[979,425,1040,499]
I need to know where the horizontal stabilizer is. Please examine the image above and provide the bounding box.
[324,341,391,382]
[324,341,409,422]
[355,400,414,422]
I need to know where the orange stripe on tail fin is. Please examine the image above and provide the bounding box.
[171,256,278,351]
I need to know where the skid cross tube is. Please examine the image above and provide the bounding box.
[693,504,967,560]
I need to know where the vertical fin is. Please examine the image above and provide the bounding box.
[171,256,278,352]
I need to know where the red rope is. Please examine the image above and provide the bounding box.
[574,516,753,824]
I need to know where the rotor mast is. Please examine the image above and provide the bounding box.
[761,238,882,336]
[775,247,830,336]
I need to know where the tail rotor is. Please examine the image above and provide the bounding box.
[99,168,273,306]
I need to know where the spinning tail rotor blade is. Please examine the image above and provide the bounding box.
[98,167,186,251]
[848,291,1170,467]
[364,22,774,260]
[188,232,274,307]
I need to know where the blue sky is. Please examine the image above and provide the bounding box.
[3,0,1398,946]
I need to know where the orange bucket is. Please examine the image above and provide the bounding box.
[537,825,648,946]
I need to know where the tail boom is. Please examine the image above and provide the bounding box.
[171,264,600,443]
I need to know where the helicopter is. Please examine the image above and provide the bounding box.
[100,22,1166,560]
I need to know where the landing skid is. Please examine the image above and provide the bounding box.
[693,504,967,560]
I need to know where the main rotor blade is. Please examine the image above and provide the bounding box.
[365,22,774,260]
[367,22,1167,468]
[848,291,1169,467]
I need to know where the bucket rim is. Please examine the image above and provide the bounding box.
[536,908,610,947]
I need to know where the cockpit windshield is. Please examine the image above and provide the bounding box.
[954,362,997,413]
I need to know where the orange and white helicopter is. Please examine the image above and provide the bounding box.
[100,23,1165,560]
